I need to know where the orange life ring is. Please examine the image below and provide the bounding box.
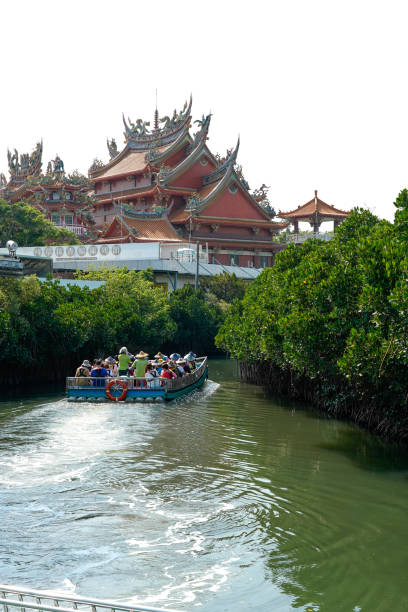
[106,378,128,402]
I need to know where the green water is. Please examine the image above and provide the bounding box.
[0,359,407,611]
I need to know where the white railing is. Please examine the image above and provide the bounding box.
[0,584,181,612]
[285,232,334,244]
[66,377,164,390]
[160,243,209,264]
[54,224,87,236]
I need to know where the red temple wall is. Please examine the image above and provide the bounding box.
[164,147,189,168]
[169,158,217,189]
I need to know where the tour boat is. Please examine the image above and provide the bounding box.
[66,357,208,402]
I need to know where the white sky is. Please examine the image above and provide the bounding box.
[1,0,407,223]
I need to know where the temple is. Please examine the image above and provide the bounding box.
[0,144,94,238]
[0,101,350,266]
[90,97,288,267]
[278,190,349,233]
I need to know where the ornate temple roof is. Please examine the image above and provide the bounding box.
[90,148,167,181]
[201,138,240,187]
[122,95,192,150]
[159,114,213,186]
[98,215,182,243]
[89,97,194,181]
[279,191,349,219]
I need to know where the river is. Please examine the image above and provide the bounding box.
[1,359,408,611]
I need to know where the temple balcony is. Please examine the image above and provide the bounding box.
[279,231,334,244]
[95,183,155,200]
[53,223,88,236]
[192,231,277,243]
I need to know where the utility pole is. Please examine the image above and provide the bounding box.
[195,241,200,289]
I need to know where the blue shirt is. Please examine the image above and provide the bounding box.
[91,367,108,387]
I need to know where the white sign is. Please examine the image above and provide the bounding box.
[0,242,161,262]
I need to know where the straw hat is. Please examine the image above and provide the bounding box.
[135,351,149,359]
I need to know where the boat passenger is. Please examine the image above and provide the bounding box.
[185,352,197,370]
[178,358,191,374]
[132,351,149,384]
[75,360,92,386]
[118,347,131,376]
[91,359,108,387]
[152,359,163,375]
[169,360,183,378]
[105,357,118,377]
[160,363,177,380]
[176,359,185,376]
[145,363,159,388]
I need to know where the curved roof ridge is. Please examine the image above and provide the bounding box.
[159,113,212,186]
[122,95,193,148]
[279,191,349,218]
[202,137,240,187]
[88,143,131,179]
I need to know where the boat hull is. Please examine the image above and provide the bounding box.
[164,363,208,401]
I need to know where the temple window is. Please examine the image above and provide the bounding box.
[52,191,60,201]
[65,191,72,200]
[51,214,61,225]
[259,255,268,268]
[230,254,239,266]
[64,215,73,226]
[229,183,238,194]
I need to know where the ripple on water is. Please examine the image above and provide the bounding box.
[1,363,408,611]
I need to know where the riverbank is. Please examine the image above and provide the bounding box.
[239,360,408,444]
[217,204,408,446]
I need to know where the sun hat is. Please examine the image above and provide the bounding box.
[184,352,196,361]
[81,360,91,368]
[119,346,128,354]
[105,356,116,364]
[170,353,181,360]
[135,351,149,358]
[154,352,164,359]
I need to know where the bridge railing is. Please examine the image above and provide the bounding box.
[0,584,181,612]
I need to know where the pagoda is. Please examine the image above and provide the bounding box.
[278,190,349,233]
[90,97,288,268]
[0,144,94,239]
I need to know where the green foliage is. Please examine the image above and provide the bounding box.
[200,271,247,303]
[164,284,225,356]
[0,270,176,381]
[0,266,231,383]
[217,201,408,426]
[0,199,80,246]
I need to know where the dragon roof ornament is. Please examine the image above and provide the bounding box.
[7,141,43,183]
[122,95,193,150]
[186,113,212,154]
[202,137,240,186]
